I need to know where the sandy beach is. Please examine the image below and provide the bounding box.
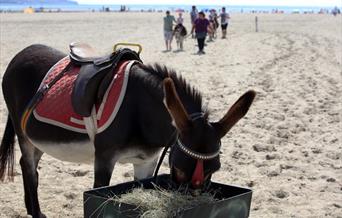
[0,12,341,217]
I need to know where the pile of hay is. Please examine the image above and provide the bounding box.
[112,185,217,218]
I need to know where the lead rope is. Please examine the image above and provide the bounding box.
[153,130,178,182]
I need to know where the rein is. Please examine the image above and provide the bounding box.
[153,129,178,182]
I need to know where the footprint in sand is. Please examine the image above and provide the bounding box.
[71,170,89,177]
[273,190,289,199]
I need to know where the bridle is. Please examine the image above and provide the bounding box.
[153,112,221,181]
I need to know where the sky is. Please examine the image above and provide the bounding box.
[76,0,342,7]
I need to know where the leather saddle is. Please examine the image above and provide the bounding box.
[69,42,142,117]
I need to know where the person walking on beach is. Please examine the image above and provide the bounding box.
[208,9,219,41]
[190,6,198,38]
[191,11,211,54]
[219,7,230,39]
[163,10,176,51]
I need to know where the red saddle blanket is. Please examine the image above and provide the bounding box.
[33,56,133,134]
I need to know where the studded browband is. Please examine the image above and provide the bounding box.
[176,112,221,160]
[176,139,221,160]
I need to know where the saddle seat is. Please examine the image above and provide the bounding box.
[69,42,100,62]
[68,42,142,117]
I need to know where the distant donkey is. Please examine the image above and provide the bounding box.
[174,23,187,51]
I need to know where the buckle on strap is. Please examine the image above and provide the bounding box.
[189,112,205,121]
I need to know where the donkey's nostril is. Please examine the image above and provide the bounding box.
[174,167,187,183]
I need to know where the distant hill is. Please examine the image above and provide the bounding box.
[1,0,78,4]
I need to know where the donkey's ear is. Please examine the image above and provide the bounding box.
[163,78,190,131]
[213,90,256,138]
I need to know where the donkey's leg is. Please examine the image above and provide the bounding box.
[180,38,184,50]
[133,157,159,180]
[18,138,45,218]
[93,151,116,188]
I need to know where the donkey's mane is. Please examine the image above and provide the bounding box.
[140,64,209,119]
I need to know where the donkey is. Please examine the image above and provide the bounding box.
[0,44,255,218]
[173,24,187,51]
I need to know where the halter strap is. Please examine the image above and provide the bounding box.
[189,112,205,121]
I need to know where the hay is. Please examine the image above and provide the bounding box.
[112,185,217,218]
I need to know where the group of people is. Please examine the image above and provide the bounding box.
[163,6,230,54]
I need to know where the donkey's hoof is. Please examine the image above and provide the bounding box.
[30,213,47,218]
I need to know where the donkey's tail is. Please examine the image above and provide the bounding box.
[0,116,16,181]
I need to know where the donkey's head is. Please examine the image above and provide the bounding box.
[163,78,256,189]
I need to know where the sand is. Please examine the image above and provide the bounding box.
[0,12,341,218]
